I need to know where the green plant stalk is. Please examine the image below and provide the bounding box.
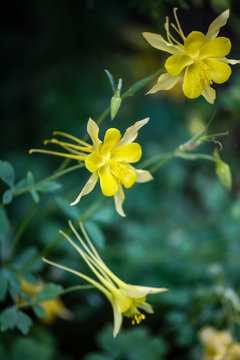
[16,285,93,310]
[20,197,111,272]
[5,202,38,263]
[13,163,84,198]
[149,150,216,174]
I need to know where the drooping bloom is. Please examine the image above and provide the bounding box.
[199,326,240,360]
[30,118,153,216]
[143,9,240,103]
[19,277,72,324]
[43,221,168,337]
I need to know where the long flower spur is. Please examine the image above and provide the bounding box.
[43,221,168,337]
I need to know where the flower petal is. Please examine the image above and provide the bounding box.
[85,152,105,173]
[204,58,232,83]
[122,166,137,188]
[165,54,192,76]
[87,118,102,151]
[111,143,142,163]
[114,186,126,217]
[142,32,183,54]
[199,37,231,58]
[116,118,149,147]
[70,172,98,206]
[135,169,153,183]
[147,73,183,94]
[183,63,203,99]
[184,31,206,57]
[205,9,230,42]
[99,165,118,196]
[111,298,123,337]
[121,285,168,298]
[202,85,216,104]
[110,163,137,188]
[101,128,121,156]
[138,301,154,314]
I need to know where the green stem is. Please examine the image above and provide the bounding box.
[17,285,93,309]
[13,163,84,198]
[5,203,38,263]
[149,148,180,174]
[175,152,216,162]
[20,197,110,272]
[146,150,216,174]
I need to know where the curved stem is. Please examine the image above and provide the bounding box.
[5,203,38,263]
[20,197,110,272]
[16,284,93,309]
[13,163,84,198]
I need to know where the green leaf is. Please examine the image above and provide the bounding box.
[6,270,21,301]
[0,307,18,331]
[0,269,8,301]
[27,171,40,203]
[16,310,32,335]
[13,247,38,269]
[19,292,31,302]
[104,69,116,93]
[15,177,28,191]
[35,181,62,192]
[85,221,105,249]
[0,207,10,243]
[11,338,54,360]
[0,160,15,187]
[33,305,46,318]
[2,189,13,205]
[35,283,62,302]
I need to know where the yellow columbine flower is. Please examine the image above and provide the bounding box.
[30,118,152,217]
[143,9,240,104]
[199,326,240,360]
[43,221,168,337]
[19,277,72,324]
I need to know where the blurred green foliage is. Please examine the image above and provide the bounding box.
[1,0,240,359]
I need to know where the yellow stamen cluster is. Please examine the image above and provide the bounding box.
[131,313,146,326]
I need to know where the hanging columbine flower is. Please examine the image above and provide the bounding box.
[143,9,240,104]
[30,118,152,216]
[43,221,168,337]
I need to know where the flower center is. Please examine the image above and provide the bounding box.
[109,160,137,188]
[196,60,213,87]
[123,304,146,325]
[122,297,147,325]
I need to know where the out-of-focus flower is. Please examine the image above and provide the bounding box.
[30,118,153,216]
[199,326,240,360]
[143,9,240,104]
[43,221,168,337]
[19,277,72,324]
